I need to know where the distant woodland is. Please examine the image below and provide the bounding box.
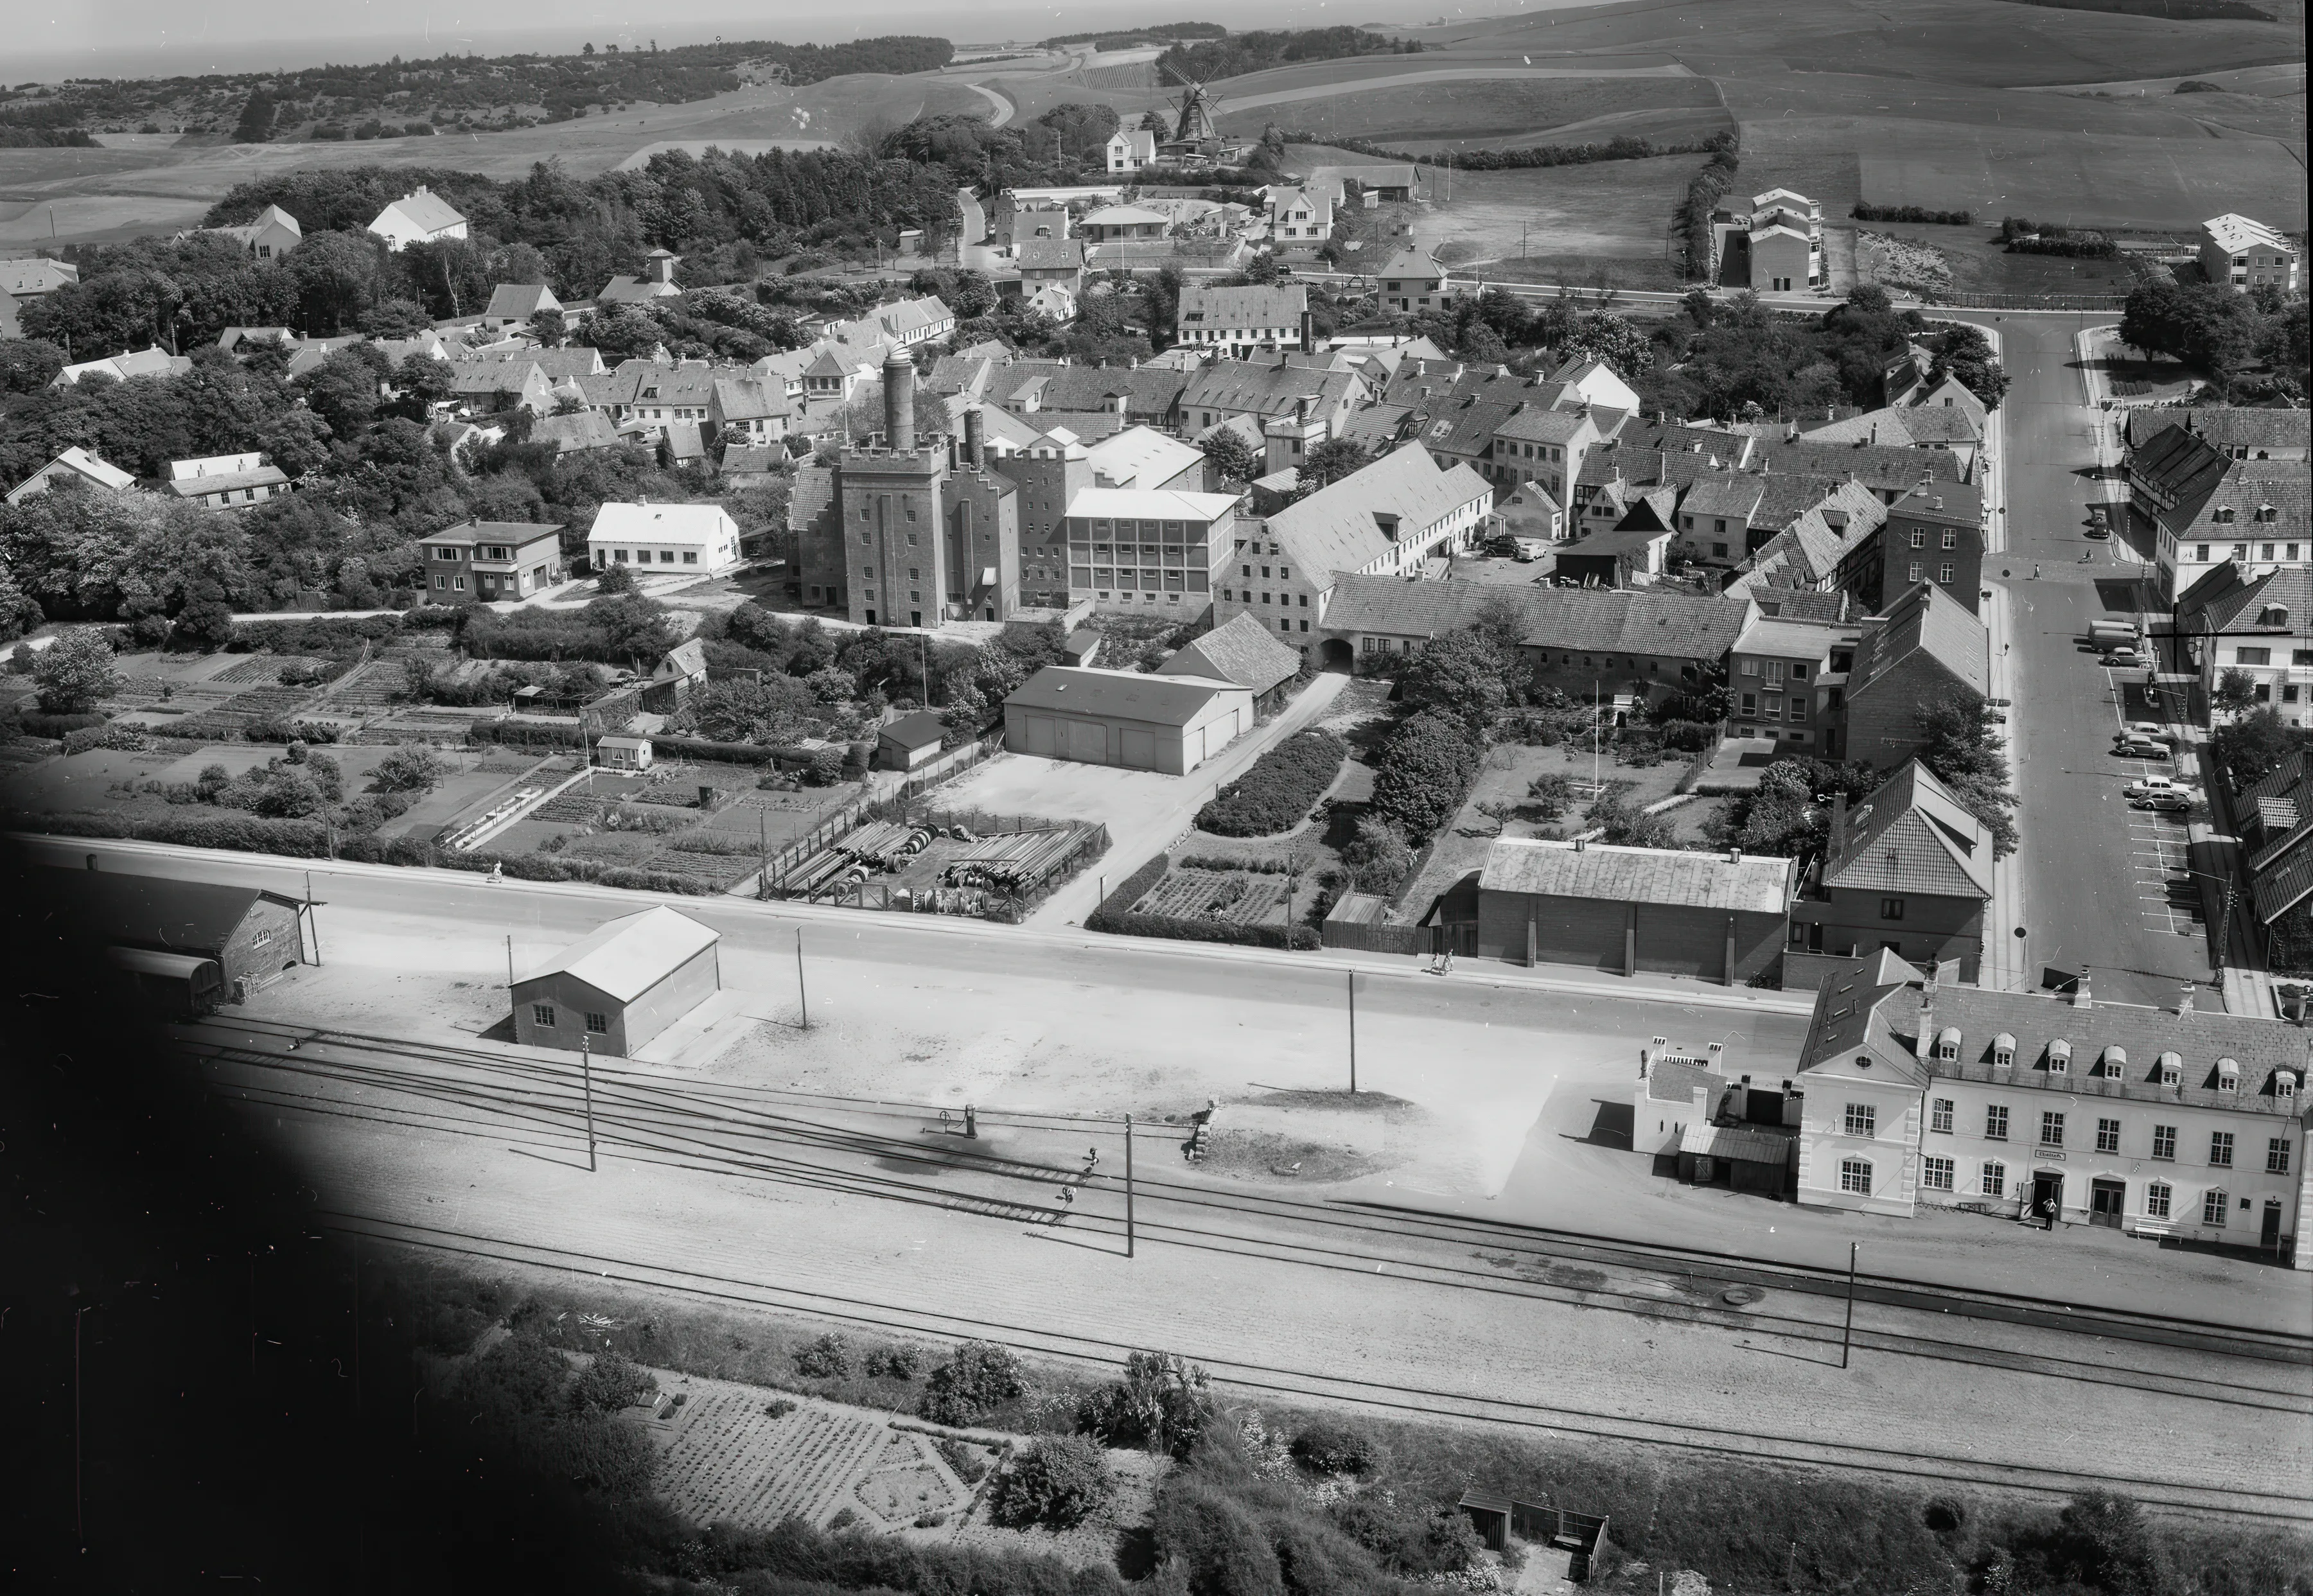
[1156,28,1425,83]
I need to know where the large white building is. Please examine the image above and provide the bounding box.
[1061,485,1242,616]
[587,502,744,576]
[367,186,470,252]
[1795,952,2310,1266]
[2199,213,2300,295]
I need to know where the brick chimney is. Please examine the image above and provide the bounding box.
[1300,310,1315,355]
[2073,969,2093,1009]
[1915,970,1939,1060]
[883,347,915,447]
[963,405,985,471]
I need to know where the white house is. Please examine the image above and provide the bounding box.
[367,186,469,252]
[1548,354,1642,417]
[587,502,744,576]
[4,446,138,506]
[1105,128,1159,174]
[164,452,291,509]
[1376,247,1454,315]
[1266,186,1334,247]
[51,346,192,386]
[2200,213,2300,295]
[481,283,563,335]
[1795,952,2310,1265]
[209,204,303,259]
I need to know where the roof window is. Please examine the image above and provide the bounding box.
[2046,1039,2070,1074]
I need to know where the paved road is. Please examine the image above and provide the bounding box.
[1948,312,2214,1011]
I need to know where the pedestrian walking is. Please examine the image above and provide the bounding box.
[1440,947,1455,975]
[1056,1186,1075,1209]
[2032,563,2041,579]
[1085,1146,1099,1170]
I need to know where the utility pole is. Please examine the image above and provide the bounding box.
[1124,1114,1136,1258]
[796,928,809,1028]
[1592,678,1602,797]
[757,806,769,901]
[506,934,514,992]
[1347,972,1357,1094]
[580,1031,597,1173]
[304,870,323,964]
[1840,1241,1858,1369]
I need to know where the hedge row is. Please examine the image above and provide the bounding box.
[1195,729,1344,837]
[645,733,784,766]
[1851,202,1971,225]
[1085,853,1319,950]
[1284,126,1732,171]
[2007,236,2118,258]
[16,710,107,738]
[231,613,407,653]
[12,810,330,857]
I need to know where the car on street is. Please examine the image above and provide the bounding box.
[2114,737,2170,759]
[2131,790,2191,812]
[2102,647,2143,668]
[2125,775,2186,800]
[2084,522,2111,539]
[2121,721,2170,741]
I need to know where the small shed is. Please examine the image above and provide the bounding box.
[1156,611,1305,713]
[511,906,721,1058]
[1060,627,1103,667]
[1678,1121,1796,1197]
[1003,666,1254,776]
[642,638,709,712]
[878,709,947,771]
[51,866,309,997]
[598,734,654,770]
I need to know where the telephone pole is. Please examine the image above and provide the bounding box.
[1123,1114,1136,1258]
[1346,972,1358,1094]
[580,1032,597,1173]
[1840,1242,1858,1369]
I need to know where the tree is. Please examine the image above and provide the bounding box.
[1076,1351,1213,1458]
[2210,705,2307,790]
[285,231,385,335]
[1199,425,1260,486]
[1369,710,1481,840]
[170,579,236,651]
[919,1340,1023,1427]
[358,298,434,338]
[1928,323,2009,410]
[586,593,674,660]
[232,91,276,145]
[32,627,118,712]
[990,1437,1114,1529]
[1397,629,1507,730]
[1296,437,1369,495]
[372,744,448,793]
[1914,693,2019,857]
[1561,311,1652,383]
[2215,667,2259,717]
[527,308,567,347]
[1033,101,1121,161]
[0,338,67,394]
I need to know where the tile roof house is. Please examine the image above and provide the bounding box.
[2130,421,2313,599]
[2237,750,2313,936]
[481,283,563,333]
[1788,761,1994,988]
[1175,284,1309,355]
[1835,477,1985,615]
[1220,443,1493,651]
[367,185,469,252]
[5,445,139,505]
[1752,437,1970,504]
[207,203,302,259]
[449,358,555,414]
[1156,611,1305,705]
[53,346,191,386]
[1475,837,1796,983]
[1105,127,1159,173]
[2178,562,2313,728]
[164,452,292,509]
[1265,186,1334,245]
[598,249,684,305]
[531,410,624,455]
[2125,407,2310,462]
[2200,213,2300,294]
[1792,952,2310,1245]
[1836,581,1989,766]
[710,376,794,445]
[1182,358,1365,439]
[1376,247,1452,315]
[0,256,78,340]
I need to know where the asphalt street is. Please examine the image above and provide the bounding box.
[1950,313,2215,1012]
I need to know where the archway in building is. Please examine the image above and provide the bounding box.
[1319,638,1355,673]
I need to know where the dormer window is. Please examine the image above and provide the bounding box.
[2098,1046,2126,1080]
[2215,507,2235,523]
[2256,505,2278,524]
[2216,1057,2240,1092]
[1935,1026,1960,1064]
[2047,1039,2071,1074]
[2280,1071,2300,1101]
[2158,1050,2183,1088]
[1992,1033,2016,1069]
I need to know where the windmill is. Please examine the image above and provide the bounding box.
[1157,58,1223,150]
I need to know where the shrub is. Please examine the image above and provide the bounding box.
[1076,1351,1214,1457]
[1850,202,1971,225]
[570,1349,657,1411]
[864,1343,924,1381]
[1330,1496,1484,1577]
[990,1437,1115,1529]
[1368,712,1480,840]
[1339,816,1412,897]
[373,744,449,793]
[935,1436,988,1484]
[33,629,118,713]
[919,1339,1024,1427]
[1290,1419,1379,1475]
[1152,1478,1285,1596]
[14,810,330,857]
[794,1333,853,1378]
[764,1398,797,1419]
[1195,729,1344,836]
[642,733,782,766]
[17,710,107,739]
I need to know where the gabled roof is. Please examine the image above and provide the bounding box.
[2181,562,2313,637]
[2127,422,2231,511]
[518,906,719,1004]
[1846,581,1989,701]
[1176,284,1308,331]
[2127,407,2311,456]
[786,462,837,532]
[532,410,622,453]
[1086,426,1203,490]
[1321,576,1753,661]
[881,709,945,749]
[1376,247,1443,281]
[1182,359,1361,421]
[483,283,559,322]
[1157,613,1303,696]
[1265,443,1491,579]
[1021,365,1190,417]
[1752,439,1967,491]
[1064,485,1240,523]
[721,442,785,475]
[1082,204,1170,228]
[1733,616,1856,660]
[55,346,191,385]
[1016,237,1086,272]
[40,868,304,958]
[2204,213,2295,254]
[14,446,137,496]
[165,466,288,498]
[712,376,789,422]
[1005,665,1243,728]
[1824,760,1994,901]
[586,501,734,543]
[1494,404,1595,446]
[1480,838,1795,915]
[1797,951,1934,1089]
[374,188,466,234]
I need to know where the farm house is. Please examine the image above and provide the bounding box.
[1003,667,1252,776]
[511,906,721,1058]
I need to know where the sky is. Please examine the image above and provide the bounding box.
[6,1,1427,81]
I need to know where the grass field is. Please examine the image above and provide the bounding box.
[1217,74,1729,148]
[1381,148,1698,265]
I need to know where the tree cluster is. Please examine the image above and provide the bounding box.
[1157,26,1421,82]
[2120,278,2308,399]
[1643,286,1956,421]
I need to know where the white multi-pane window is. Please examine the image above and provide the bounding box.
[1922,1157,1954,1192]
[2210,1132,2234,1168]
[2097,1118,2120,1153]
[1930,1098,1953,1134]
[2151,1125,2176,1160]
[1844,1103,1877,1137]
[2040,1110,2065,1148]
[1985,1105,2009,1141]
[2203,1189,2229,1227]
[1981,1161,2005,1198]
[2269,1139,2292,1175]
[2145,1182,2170,1220]
[1840,1159,1872,1195]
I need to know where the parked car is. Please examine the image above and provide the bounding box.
[2121,721,2170,742]
[2114,737,2170,760]
[2102,647,2143,668]
[2084,523,2111,540]
[2125,775,2186,799]
[2132,790,2191,812]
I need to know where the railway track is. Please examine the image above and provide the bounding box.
[186,1020,2313,1412]
[315,1207,2313,1527]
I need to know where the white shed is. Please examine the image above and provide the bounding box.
[1003,666,1253,776]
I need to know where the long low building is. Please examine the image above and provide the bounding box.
[1003,665,1252,775]
[1474,838,1795,983]
[511,906,721,1058]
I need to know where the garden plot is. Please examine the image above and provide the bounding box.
[649,1387,898,1532]
[1134,866,1290,926]
[849,1428,969,1527]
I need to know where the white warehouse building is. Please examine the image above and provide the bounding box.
[588,502,744,576]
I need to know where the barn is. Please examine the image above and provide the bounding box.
[50,866,310,1006]
[1003,667,1253,776]
[510,906,721,1058]
[1475,839,1795,984]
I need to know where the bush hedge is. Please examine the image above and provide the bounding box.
[990,1437,1114,1529]
[647,733,784,766]
[17,710,107,739]
[1368,712,1481,841]
[13,809,331,855]
[674,1516,1123,1595]
[1085,852,1320,950]
[1851,202,1971,224]
[1194,729,1344,837]
[231,613,407,653]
